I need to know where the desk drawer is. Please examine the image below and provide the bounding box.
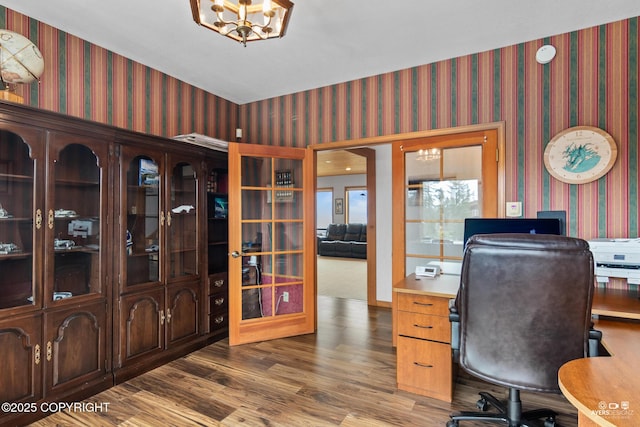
[397,292,449,316]
[398,312,450,343]
[397,335,452,402]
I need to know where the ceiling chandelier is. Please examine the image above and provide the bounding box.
[190,0,294,47]
[416,148,441,162]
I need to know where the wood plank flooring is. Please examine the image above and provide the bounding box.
[29,296,579,426]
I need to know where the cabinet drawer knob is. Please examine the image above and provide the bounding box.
[414,324,433,329]
[214,315,225,324]
[214,279,224,287]
[214,297,225,306]
[414,362,433,368]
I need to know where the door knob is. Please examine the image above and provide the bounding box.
[230,251,241,258]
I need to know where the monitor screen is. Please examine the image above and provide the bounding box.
[463,218,562,248]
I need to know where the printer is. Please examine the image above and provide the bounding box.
[588,238,640,284]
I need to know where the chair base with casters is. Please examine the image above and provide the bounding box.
[447,389,557,427]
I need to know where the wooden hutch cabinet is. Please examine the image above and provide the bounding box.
[113,140,206,381]
[0,118,112,426]
[0,102,228,425]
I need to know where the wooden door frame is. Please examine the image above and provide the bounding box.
[310,121,505,307]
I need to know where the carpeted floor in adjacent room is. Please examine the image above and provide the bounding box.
[316,256,367,300]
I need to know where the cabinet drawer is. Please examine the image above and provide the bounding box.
[398,312,450,343]
[397,292,449,316]
[209,312,228,332]
[397,335,452,401]
[209,272,228,295]
[209,293,227,315]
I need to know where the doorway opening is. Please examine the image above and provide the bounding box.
[315,149,375,303]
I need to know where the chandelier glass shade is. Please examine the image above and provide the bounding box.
[416,148,441,162]
[190,0,294,46]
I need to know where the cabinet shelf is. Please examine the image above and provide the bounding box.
[0,216,32,222]
[55,178,99,187]
[0,172,33,182]
[0,251,32,259]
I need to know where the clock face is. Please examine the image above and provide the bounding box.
[543,126,617,184]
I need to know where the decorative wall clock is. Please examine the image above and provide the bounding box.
[543,126,617,184]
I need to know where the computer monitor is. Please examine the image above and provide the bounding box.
[463,218,562,249]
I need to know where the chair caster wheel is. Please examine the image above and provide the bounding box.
[446,420,459,427]
[476,398,489,411]
[544,417,557,427]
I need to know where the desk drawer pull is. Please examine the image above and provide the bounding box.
[414,362,433,368]
[413,302,433,307]
[414,324,433,329]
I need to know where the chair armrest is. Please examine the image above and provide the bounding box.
[449,299,460,357]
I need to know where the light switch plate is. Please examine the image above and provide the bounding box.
[506,201,522,217]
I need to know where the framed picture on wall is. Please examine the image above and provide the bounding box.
[335,198,344,215]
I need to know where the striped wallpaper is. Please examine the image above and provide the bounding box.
[1,6,639,241]
[0,7,236,141]
[239,18,640,241]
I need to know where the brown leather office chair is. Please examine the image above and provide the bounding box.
[448,233,597,427]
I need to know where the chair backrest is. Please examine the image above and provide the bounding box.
[458,233,594,393]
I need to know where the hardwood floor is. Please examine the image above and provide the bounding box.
[29,296,579,426]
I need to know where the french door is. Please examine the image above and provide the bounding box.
[227,143,315,345]
[391,127,502,285]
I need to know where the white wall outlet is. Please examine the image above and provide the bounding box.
[282,291,289,302]
[506,201,522,217]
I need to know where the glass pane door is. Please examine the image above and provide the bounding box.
[228,142,314,346]
[405,146,482,275]
[168,162,198,279]
[125,155,161,285]
[0,131,35,309]
[240,157,304,320]
[51,144,102,299]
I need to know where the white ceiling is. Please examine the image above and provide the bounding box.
[2,0,640,105]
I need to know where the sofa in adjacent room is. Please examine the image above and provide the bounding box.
[317,223,367,259]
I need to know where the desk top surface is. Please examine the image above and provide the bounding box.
[393,273,459,298]
[558,319,640,427]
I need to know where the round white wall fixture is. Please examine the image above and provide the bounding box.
[536,45,556,64]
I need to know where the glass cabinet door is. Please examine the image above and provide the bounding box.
[124,154,161,286]
[50,143,103,300]
[0,130,36,309]
[167,161,198,280]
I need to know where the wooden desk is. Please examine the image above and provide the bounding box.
[559,318,640,427]
[393,273,640,416]
[591,287,640,320]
